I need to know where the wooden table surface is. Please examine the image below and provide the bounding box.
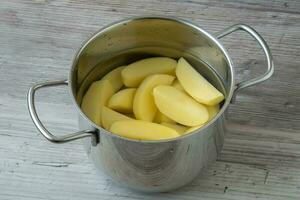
[1,0,299,199]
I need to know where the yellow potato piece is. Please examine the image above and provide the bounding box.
[154,111,175,123]
[121,57,177,87]
[133,74,175,121]
[176,57,224,105]
[185,125,204,134]
[110,120,180,140]
[108,88,136,113]
[161,122,188,135]
[207,104,220,121]
[153,85,209,126]
[81,80,115,126]
[102,66,125,92]
[101,106,133,130]
[172,79,185,93]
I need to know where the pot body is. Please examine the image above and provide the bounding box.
[73,17,233,192]
[80,114,226,192]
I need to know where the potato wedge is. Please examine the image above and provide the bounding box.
[176,57,224,105]
[172,79,185,93]
[102,66,125,92]
[110,120,179,140]
[108,88,136,113]
[133,74,175,121]
[161,122,188,135]
[121,57,177,87]
[153,85,209,126]
[81,80,115,126]
[207,104,220,121]
[154,111,175,123]
[101,106,133,129]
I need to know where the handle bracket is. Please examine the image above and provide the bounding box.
[216,24,274,101]
[27,80,98,146]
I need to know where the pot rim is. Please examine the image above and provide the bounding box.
[68,16,235,143]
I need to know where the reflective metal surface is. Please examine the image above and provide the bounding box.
[82,114,225,192]
[216,24,275,101]
[28,16,274,192]
[27,80,98,145]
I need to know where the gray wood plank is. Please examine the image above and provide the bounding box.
[0,0,299,199]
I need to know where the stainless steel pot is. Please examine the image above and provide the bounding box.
[27,17,274,192]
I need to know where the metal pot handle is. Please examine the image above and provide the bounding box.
[215,24,274,101]
[27,80,97,145]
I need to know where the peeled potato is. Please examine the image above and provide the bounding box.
[161,122,188,135]
[185,125,204,134]
[207,104,220,121]
[108,88,136,113]
[133,74,175,121]
[176,57,224,105]
[102,66,125,92]
[172,79,185,93]
[101,106,133,129]
[121,57,177,87]
[81,80,115,126]
[153,85,209,126]
[154,111,175,123]
[110,120,180,140]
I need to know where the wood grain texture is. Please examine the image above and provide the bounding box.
[0,0,299,199]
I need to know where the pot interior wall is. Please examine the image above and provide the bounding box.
[71,18,232,109]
